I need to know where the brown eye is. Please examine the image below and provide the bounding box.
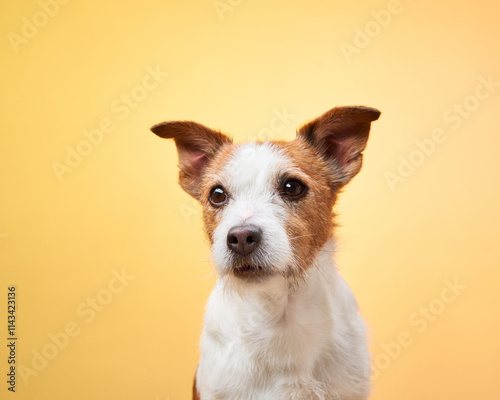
[209,186,227,206]
[282,179,307,198]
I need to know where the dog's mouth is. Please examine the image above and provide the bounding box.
[233,264,268,280]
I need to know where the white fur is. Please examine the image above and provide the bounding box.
[197,143,370,399]
[211,143,294,277]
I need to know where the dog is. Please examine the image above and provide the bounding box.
[151,105,380,400]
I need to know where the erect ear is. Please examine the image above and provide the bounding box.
[296,106,381,187]
[150,121,232,200]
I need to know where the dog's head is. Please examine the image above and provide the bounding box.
[151,106,380,284]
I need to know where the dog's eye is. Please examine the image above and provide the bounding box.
[209,186,228,206]
[282,179,307,199]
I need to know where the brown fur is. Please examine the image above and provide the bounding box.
[297,106,380,187]
[198,144,237,244]
[192,373,201,400]
[270,139,338,278]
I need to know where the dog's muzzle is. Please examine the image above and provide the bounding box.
[226,224,269,279]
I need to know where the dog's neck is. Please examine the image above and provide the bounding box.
[207,239,339,340]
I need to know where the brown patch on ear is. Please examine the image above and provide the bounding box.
[297,106,380,187]
[151,121,233,199]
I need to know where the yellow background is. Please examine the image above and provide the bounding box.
[1,0,499,399]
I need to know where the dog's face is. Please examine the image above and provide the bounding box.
[151,106,380,284]
[200,140,336,283]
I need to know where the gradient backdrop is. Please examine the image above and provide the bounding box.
[1,0,499,399]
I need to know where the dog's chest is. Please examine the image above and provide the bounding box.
[236,283,332,368]
[198,272,337,397]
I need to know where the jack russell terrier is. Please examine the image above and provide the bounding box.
[151,105,381,400]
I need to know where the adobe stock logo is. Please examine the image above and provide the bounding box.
[340,0,404,63]
[371,278,466,380]
[8,0,71,53]
[384,74,499,192]
[52,65,168,182]
[213,0,245,22]
[18,268,135,386]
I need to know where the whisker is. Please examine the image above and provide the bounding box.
[314,261,333,286]
[199,270,218,280]
[289,234,316,241]
[292,252,333,287]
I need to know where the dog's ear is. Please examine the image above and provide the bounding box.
[296,106,380,187]
[151,121,232,199]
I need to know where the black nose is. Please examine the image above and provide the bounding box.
[227,225,262,256]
